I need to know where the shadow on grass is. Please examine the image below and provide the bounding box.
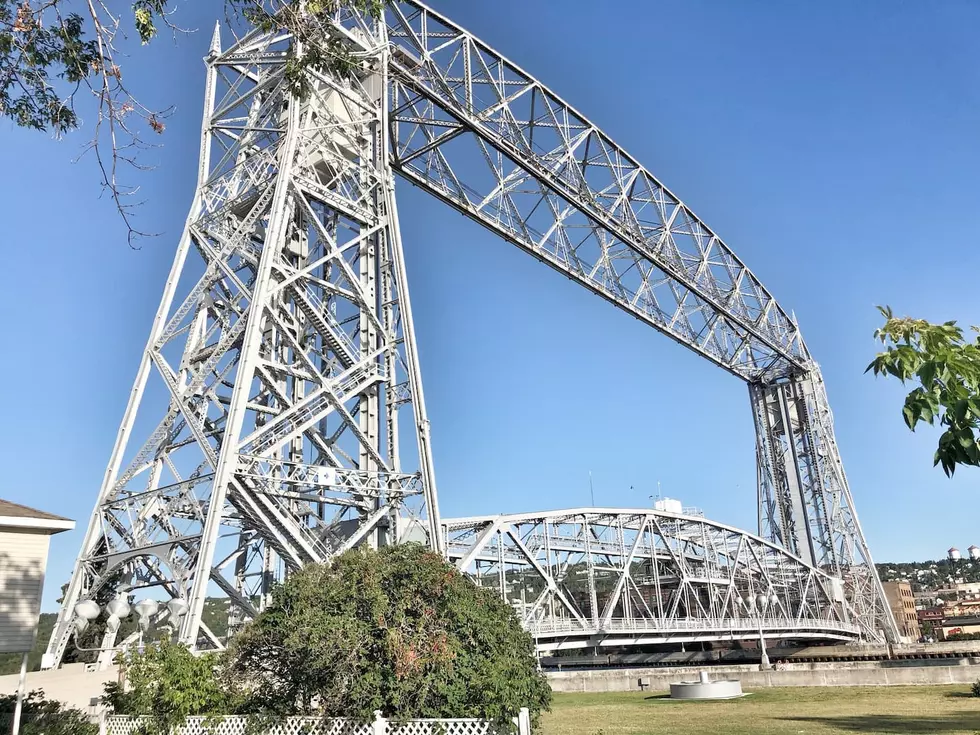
[780,712,980,733]
[944,691,977,699]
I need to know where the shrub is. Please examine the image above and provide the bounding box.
[103,641,245,734]
[0,690,97,735]
[971,679,980,698]
[228,543,553,726]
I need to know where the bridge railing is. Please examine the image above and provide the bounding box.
[524,616,861,637]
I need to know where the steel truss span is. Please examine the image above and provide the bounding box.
[46,1,895,666]
[443,508,862,652]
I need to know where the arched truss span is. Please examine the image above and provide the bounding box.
[443,508,864,651]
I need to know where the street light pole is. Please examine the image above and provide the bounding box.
[11,652,28,735]
[757,614,770,670]
[742,593,771,671]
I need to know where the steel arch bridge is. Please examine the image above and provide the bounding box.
[443,509,863,652]
[45,0,896,667]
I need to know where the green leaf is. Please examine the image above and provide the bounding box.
[917,360,937,387]
[957,429,976,450]
[224,544,552,725]
[902,404,916,430]
[134,7,156,44]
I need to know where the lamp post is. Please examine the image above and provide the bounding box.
[72,596,189,658]
[755,594,771,670]
[740,592,775,671]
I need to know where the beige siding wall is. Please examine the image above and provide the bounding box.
[0,528,51,653]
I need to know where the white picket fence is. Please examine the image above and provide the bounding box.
[101,709,532,735]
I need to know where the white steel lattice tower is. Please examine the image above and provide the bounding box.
[46,15,440,663]
[47,2,898,665]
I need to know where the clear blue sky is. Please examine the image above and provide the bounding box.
[3,0,980,609]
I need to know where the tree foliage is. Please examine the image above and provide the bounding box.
[867,306,980,476]
[0,690,97,735]
[229,544,552,726]
[876,557,980,590]
[103,641,244,734]
[1,0,382,243]
[105,546,551,729]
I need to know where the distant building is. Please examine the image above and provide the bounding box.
[957,582,980,600]
[937,616,980,641]
[882,581,921,643]
[949,547,962,561]
[918,607,945,624]
[970,545,980,561]
[940,598,980,618]
[913,590,941,609]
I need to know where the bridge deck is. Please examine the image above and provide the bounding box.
[526,616,862,651]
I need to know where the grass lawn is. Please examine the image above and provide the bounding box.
[539,685,980,735]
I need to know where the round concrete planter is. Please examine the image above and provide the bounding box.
[669,672,743,700]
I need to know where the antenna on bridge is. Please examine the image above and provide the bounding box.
[589,471,595,507]
[209,20,221,55]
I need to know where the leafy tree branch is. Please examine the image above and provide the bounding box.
[0,0,383,246]
[867,305,980,476]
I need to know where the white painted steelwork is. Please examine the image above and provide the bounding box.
[444,508,864,651]
[46,1,896,666]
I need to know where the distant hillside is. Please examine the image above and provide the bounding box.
[0,612,56,676]
[876,558,980,590]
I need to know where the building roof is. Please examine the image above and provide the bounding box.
[0,498,75,533]
[970,545,979,551]
[949,547,960,552]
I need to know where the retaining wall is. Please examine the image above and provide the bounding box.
[547,658,980,693]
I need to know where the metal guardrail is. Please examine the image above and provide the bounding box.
[525,616,862,638]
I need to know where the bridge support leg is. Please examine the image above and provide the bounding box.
[750,366,899,643]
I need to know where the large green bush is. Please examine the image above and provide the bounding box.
[106,545,551,729]
[229,543,552,725]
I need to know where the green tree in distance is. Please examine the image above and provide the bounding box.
[1,0,382,243]
[867,305,980,476]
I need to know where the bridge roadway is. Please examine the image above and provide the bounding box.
[524,616,862,651]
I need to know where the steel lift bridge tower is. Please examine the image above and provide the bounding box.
[45,1,898,666]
